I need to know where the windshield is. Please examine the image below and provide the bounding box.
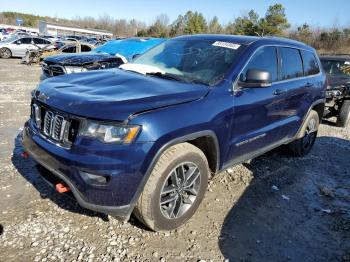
[321,59,350,77]
[1,35,19,43]
[131,39,244,85]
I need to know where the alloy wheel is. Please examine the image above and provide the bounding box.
[1,49,11,58]
[302,118,317,150]
[159,162,201,219]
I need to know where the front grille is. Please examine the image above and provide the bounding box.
[41,63,65,77]
[43,111,54,136]
[32,103,79,147]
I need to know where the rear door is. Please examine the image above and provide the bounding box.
[227,46,291,162]
[279,47,318,136]
[33,38,51,49]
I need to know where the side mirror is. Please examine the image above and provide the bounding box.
[15,40,21,45]
[239,69,272,88]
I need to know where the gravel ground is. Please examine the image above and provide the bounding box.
[0,59,349,262]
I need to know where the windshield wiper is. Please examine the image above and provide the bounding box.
[146,72,187,83]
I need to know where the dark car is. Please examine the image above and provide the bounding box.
[40,38,165,79]
[320,55,350,127]
[22,35,326,231]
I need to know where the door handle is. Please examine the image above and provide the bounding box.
[305,82,314,88]
[273,89,286,96]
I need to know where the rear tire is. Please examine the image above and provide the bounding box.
[287,110,319,157]
[0,48,12,58]
[336,100,350,127]
[134,142,209,231]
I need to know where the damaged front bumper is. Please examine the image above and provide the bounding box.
[22,120,154,220]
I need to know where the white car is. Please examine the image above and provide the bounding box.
[0,36,52,58]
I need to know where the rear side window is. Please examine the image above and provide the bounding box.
[42,39,51,45]
[33,38,44,44]
[81,45,92,52]
[280,47,303,80]
[301,50,320,76]
[243,46,278,82]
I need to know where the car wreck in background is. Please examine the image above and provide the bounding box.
[22,40,95,65]
[320,55,350,127]
[40,40,95,59]
[40,37,165,79]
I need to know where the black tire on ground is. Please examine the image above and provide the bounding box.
[0,48,12,59]
[134,142,209,231]
[287,110,319,157]
[336,100,350,127]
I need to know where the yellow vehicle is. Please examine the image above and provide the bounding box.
[22,39,95,65]
[40,40,95,59]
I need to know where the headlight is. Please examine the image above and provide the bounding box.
[64,66,87,74]
[80,120,140,144]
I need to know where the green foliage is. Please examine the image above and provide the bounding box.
[231,4,289,36]
[169,15,186,37]
[183,11,207,34]
[263,4,290,35]
[233,10,259,35]
[208,16,223,34]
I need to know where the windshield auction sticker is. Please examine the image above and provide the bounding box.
[212,41,241,49]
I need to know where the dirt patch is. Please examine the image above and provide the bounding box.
[0,59,349,261]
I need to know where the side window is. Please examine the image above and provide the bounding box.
[20,38,32,44]
[81,45,92,52]
[42,39,51,45]
[301,50,320,76]
[280,47,303,80]
[33,38,44,44]
[62,46,76,53]
[242,46,278,82]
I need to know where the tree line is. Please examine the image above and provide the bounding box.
[1,4,349,54]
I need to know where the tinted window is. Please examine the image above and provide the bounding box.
[42,39,51,45]
[281,48,303,80]
[301,50,320,75]
[33,38,44,44]
[81,45,92,52]
[321,59,350,77]
[242,46,278,82]
[19,37,32,44]
[62,46,76,53]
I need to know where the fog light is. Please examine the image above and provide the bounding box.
[79,171,110,185]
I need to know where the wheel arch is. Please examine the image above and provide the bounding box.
[129,130,220,215]
[156,131,220,174]
[295,99,325,139]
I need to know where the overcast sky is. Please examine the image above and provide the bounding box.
[1,0,349,28]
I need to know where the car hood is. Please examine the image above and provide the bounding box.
[43,53,117,66]
[34,69,209,121]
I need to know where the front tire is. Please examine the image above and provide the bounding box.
[287,110,319,157]
[336,100,350,127]
[134,143,209,231]
[0,48,12,58]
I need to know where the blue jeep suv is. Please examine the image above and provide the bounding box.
[22,35,326,231]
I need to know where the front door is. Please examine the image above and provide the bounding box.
[13,37,33,57]
[227,46,290,163]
